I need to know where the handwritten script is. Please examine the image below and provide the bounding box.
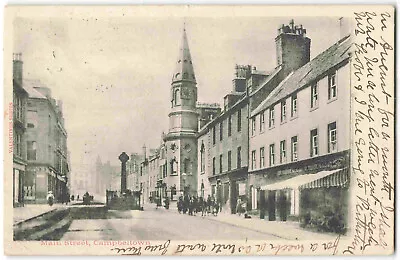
[111,237,342,256]
[346,10,394,255]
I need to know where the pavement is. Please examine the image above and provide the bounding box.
[13,203,66,225]
[13,199,100,225]
[203,212,341,241]
[144,202,341,241]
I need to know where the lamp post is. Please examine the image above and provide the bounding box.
[118,152,130,193]
[217,179,222,210]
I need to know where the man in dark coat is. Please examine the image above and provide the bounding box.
[206,195,212,214]
[183,194,190,214]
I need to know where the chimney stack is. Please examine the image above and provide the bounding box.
[142,144,147,160]
[232,64,251,93]
[275,20,311,76]
[13,53,23,83]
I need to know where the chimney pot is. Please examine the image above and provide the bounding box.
[275,21,311,75]
[13,53,23,82]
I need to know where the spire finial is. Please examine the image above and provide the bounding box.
[183,17,187,32]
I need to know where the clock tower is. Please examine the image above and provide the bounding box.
[164,25,198,198]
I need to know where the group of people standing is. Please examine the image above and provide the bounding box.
[177,194,221,217]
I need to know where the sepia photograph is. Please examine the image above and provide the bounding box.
[4,5,395,256]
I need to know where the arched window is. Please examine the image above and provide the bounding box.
[200,143,205,173]
[174,89,181,106]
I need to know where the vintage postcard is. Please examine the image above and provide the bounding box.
[4,5,395,256]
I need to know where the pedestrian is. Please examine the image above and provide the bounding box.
[188,196,193,216]
[66,192,70,205]
[206,195,212,215]
[178,195,184,213]
[193,196,198,216]
[198,196,204,216]
[213,201,220,216]
[46,191,54,206]
[202,197,208,216]
[236,197,243,216]
[183,194,190,214]
[164,196,170,209]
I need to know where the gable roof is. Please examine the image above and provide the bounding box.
[197,91,247,136]
[249,65,282,97]
[251,35,352,117]
[23,79,48,99]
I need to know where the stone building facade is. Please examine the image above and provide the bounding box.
[197,65,253,213]
[23,79,70,203]
[248,28,351,232]
[126,152,143,192]
[12,53,28,207]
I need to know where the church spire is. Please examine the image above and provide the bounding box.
[171,24,196,84]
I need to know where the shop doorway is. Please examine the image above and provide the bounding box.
[267,190,276,221]
[230,181,237,214]
[278,190,289,221]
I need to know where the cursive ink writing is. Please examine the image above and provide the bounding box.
[348,9,394,255]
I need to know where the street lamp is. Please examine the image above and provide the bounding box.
[217,179,222,210]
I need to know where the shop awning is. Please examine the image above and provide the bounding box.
[260,168,346,191]
[300,168,349,189]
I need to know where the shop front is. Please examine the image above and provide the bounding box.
[260,168,349,222]
[209,167,248,214]
[249,151,350,233]
[210,177,229,212]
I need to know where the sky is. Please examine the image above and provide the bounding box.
[13,11,343,173]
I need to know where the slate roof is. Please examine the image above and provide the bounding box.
[23,79,48,99]
[250,65,283,97]
[251,35,352,117]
